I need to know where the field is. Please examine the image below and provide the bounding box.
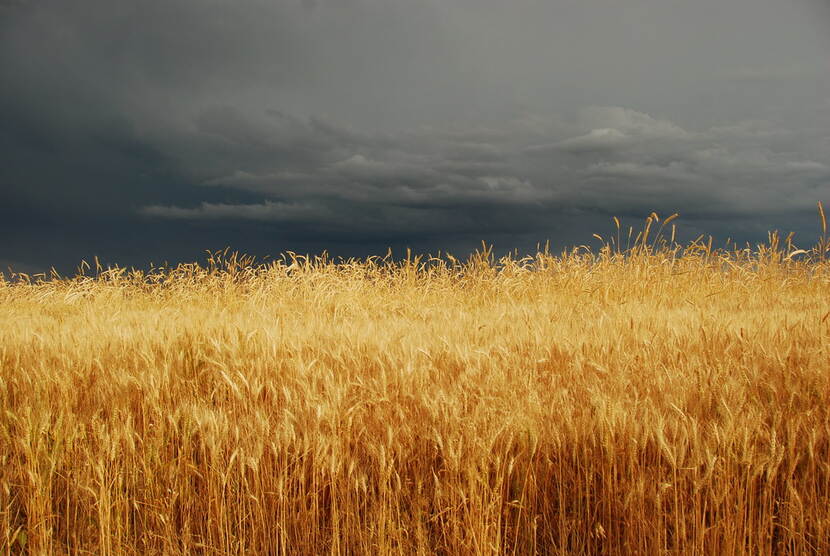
[2,214,830,555]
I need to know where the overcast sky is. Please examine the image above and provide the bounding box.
[1,0,829,273]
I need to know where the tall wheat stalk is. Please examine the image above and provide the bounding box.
[1,210,829,555]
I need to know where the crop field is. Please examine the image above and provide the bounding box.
[1,213,830,555]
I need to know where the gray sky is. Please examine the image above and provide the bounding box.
[1,0,829,273]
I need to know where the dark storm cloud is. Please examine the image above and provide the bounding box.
[1,0,829,271]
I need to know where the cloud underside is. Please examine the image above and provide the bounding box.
[141,106,829,233]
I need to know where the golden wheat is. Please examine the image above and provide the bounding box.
[1,218,829,555]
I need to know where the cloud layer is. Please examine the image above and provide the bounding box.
[143,104,829,229]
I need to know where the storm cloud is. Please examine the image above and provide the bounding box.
[1,0,828,272]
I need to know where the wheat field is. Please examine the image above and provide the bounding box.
[1,213,829,555]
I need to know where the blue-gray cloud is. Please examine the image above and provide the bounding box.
[1,0,829,271]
